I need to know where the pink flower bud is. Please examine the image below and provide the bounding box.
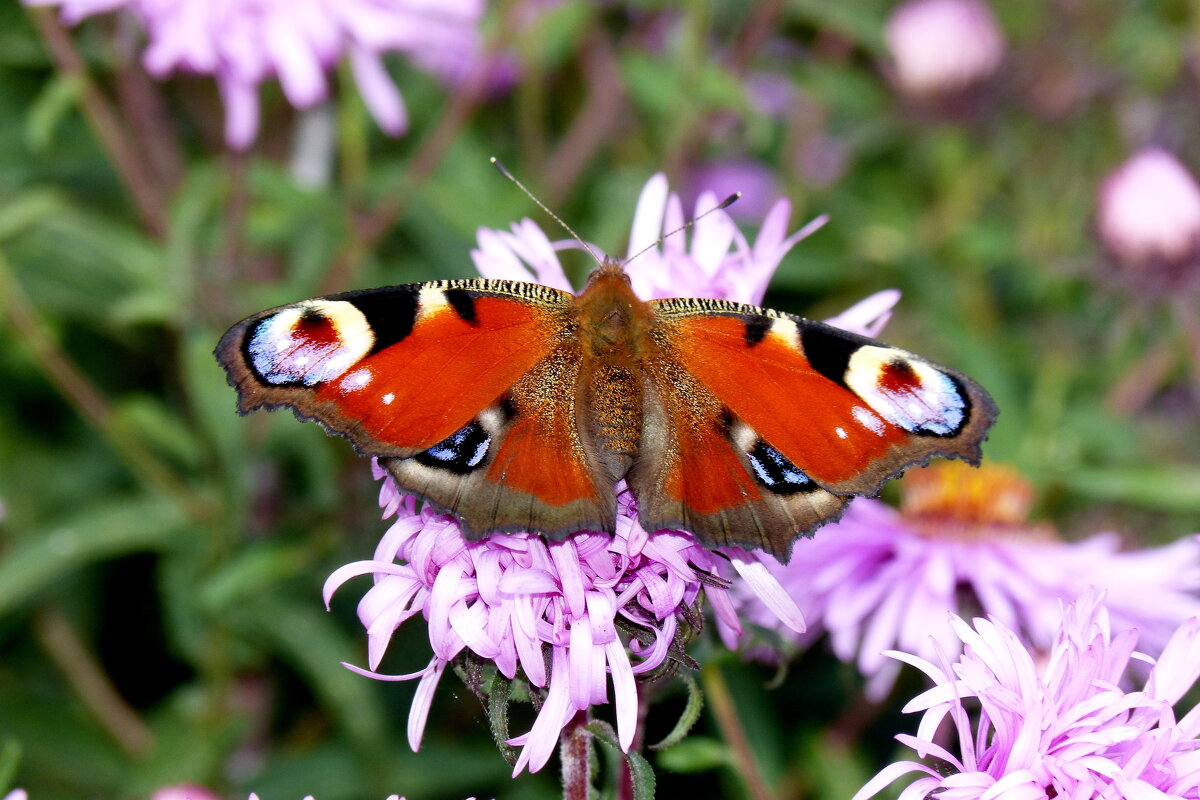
[884,0,1005,98]
[1097,148,1200,270]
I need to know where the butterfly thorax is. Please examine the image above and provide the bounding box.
[575,261,654,473]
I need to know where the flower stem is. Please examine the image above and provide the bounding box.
[0,251,212,522]
[542,31,624,207]
[702,662,777,800]
[560,709,593,800]
[1172,294,1200,403]
[27,8,170,239]
[34,606,153,757]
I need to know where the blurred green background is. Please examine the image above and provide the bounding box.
[1,0,1198,798]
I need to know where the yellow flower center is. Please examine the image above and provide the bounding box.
[899,461,1053,542]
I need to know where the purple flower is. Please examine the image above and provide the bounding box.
[684,160,781,223]
[28,0,485,149]
[1097,148,1200,291]
[854,590,1200,800]
[884,0,1005,98]
[739,461,1200,699]
[326,473,795,775]
[325,173,859,774]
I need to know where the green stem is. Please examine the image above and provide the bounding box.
[702,663,776,800]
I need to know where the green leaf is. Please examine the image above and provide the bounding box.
[649,673,703,750]
[180,327,248,495]
[239,596,390,756]
[197,542,316,614]
[121,691,245,798]
[654,736,732,773]
[589,720,656,800]
[511,0,595,71]
[112,394,203,472]
[0,497,185,616]
[794,733,876,800]
[25,73,84,152]
[0,738,22,795]
[0,189,65,243]
[1061,465,1200,514]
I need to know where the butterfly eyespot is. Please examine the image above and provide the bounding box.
[413,419,492,474]
[248,300,374,386]
[745,440,817,495]
[845,346,967,436]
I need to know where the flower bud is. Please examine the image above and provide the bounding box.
[1097,148,1200,284]
[884,0,1005,99]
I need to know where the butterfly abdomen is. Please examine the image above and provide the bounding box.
[586,365,642,459]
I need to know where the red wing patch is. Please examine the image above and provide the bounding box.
[314,296,558,450]
[664,419,762,513]
[666,315,909,487]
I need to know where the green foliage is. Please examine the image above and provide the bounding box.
[0,1,1198,799]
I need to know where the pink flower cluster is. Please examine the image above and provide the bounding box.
[740,463,1200,700]
[856,591,1200,800]
[326,471,774,775]
[29,0,485,148]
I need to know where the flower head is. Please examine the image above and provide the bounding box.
[1097,148,1200,292]
[740,461,1200,699]
[29,0,485,149]
[884,0,1005,100]
[327,173,838,774]
[327,473,787,775]
[854,590,1200,800]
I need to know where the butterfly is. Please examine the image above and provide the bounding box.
[216,251,997,562]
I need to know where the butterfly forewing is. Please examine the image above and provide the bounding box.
[217,280,619,535]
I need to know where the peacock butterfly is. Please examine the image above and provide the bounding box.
[215,220,997,561]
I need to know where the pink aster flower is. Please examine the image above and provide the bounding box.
[740,461,1200,699]
[325,173,872,774]
[884,0,1005,99]
[473,171,832,306]
[854,590,1200,800]
[28,0,484,149]
[326,473,796,775]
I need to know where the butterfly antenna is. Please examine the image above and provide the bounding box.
[623,192,741,267]
[490,157,605,267]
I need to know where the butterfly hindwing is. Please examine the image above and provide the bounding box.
[628,298,996,558]
[216,280,617,536]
